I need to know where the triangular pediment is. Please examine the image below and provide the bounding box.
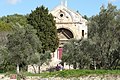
[50,5,87,23]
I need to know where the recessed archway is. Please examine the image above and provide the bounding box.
[57,28,74,40]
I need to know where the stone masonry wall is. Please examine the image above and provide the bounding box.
[0,74,120,80]
[25,75,120,80]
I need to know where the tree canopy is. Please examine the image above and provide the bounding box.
[0,14,27,27]
[88,3,120,69]
[0,21,12,48]
[6,24,41,73]
[62,4,120,70]
[27,5,59,53]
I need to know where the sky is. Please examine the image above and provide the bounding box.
[0,0,120,17]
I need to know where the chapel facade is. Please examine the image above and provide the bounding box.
[50,0,87,62]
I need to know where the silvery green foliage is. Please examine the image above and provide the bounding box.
[88,4,120,69]
[6,24,42,72]
[62,4,120,69]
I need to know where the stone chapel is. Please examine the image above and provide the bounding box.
[50,0,87,64]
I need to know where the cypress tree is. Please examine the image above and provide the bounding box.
[27,5,59,53]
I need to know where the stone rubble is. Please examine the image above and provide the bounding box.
[23,75,120,80]
[0,74,120,80]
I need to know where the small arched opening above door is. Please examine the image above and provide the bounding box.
[57,28,74,40]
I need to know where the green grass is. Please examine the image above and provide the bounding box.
[1,70,119,78]
[0,69,16,74]
[24,69,120,78]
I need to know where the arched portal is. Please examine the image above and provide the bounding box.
[57,28,74,60]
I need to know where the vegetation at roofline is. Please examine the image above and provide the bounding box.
[0,14,28,27]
